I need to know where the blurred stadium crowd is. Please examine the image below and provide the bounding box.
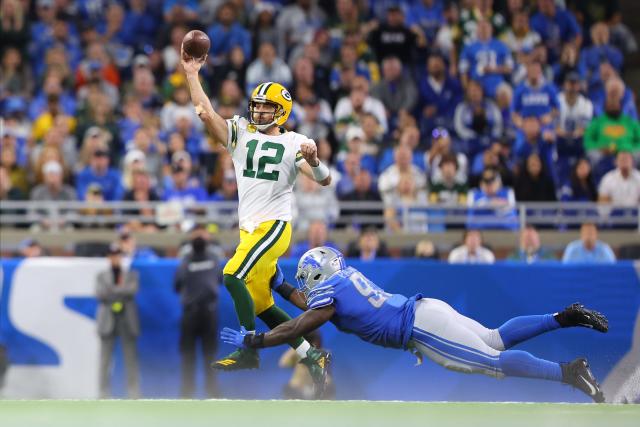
[1,0,639,251]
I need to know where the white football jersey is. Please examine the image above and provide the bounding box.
[226,115,308,231]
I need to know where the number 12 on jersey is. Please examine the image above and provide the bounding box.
[243,139,284,182]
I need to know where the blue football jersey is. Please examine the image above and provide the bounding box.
[307,267,421,349]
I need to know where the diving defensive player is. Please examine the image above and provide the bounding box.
[221,247,609,402]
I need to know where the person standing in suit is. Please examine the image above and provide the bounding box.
[96,243,141,398]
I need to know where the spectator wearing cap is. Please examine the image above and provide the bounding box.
[30,160,76,202]
[429,154,468,205]
[371,56,418,123]
[418,53,462,134]
[555,72,593,168]
[76,61,119,111]
[96,242,140,398]
[126,128,164,185]
[245,41,292,96]
[467,167,517,230]
[454,80,503,158]
[459,19,513,98]
[335,76,389,136]
[2,96,31,141]
[346,227,390,261]
[337,126,377,175]
[529,0,581,63]
[368,4,418,65]
[76,148,123,201]
[117,229,158,261]
[295,96,332,143]
[163,164,208,204]
[562,223,616,264]
[448,230,495,264]
[425,127,468,185]
[378,145,427,206]
[598,152,640,207]
[508,225,556,263]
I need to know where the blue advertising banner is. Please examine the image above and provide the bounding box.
[1,258,638,402]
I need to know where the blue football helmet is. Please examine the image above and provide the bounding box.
[295,246,346,298]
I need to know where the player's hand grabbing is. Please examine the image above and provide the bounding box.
[180,46,206,76]
[300,141,319,167]
[221,326,250,349]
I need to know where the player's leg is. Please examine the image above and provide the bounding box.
[448,302,608,351]
[246,222,331,396]
[410,299,605,402]
[215,220,288,370]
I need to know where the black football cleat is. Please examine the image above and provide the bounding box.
[300,348,332,399]
[555,303,608,333]
[561,358,605,403]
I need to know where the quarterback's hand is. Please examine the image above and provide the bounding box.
[181,46,206,76]
[221,326,249,348]
[300,141,319,166]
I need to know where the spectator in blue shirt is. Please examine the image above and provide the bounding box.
[562,222,616,263]
[163,165,208,204]
[454,79,503,158]
[529,0,581,63]
[513,117,558,184]
[467,167,518,230]
[512,61,559,129]
[163,0,198,24]
[582,23,623,87]
[207,2,252,64]
[76,149,123,201]
[119,0,160,49]
[407,0,445,44]
[417,52,463,134]
[459,19,513,98]
[592,77,638,121]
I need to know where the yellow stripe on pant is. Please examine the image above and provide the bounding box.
[223,220,292,315]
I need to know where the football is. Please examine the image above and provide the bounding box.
[182,30,210,60]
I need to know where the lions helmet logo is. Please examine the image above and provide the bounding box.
[281,89,292,102]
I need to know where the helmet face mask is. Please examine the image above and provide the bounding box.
[248,82,292,131]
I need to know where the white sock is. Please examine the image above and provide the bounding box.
[295,340,311,358]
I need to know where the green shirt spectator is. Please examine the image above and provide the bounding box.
[584,112,640,153]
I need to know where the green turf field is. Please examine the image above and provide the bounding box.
[0,400,638,427]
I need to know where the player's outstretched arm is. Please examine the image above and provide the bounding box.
[221,306,335,349]
[181,49,228,147]
[298,141,331,186]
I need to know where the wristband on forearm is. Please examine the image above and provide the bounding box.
[243,332,265,349]
[311,161,330,182]
[275,282,296,300]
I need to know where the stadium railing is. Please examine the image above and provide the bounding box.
[1,201,638,231]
